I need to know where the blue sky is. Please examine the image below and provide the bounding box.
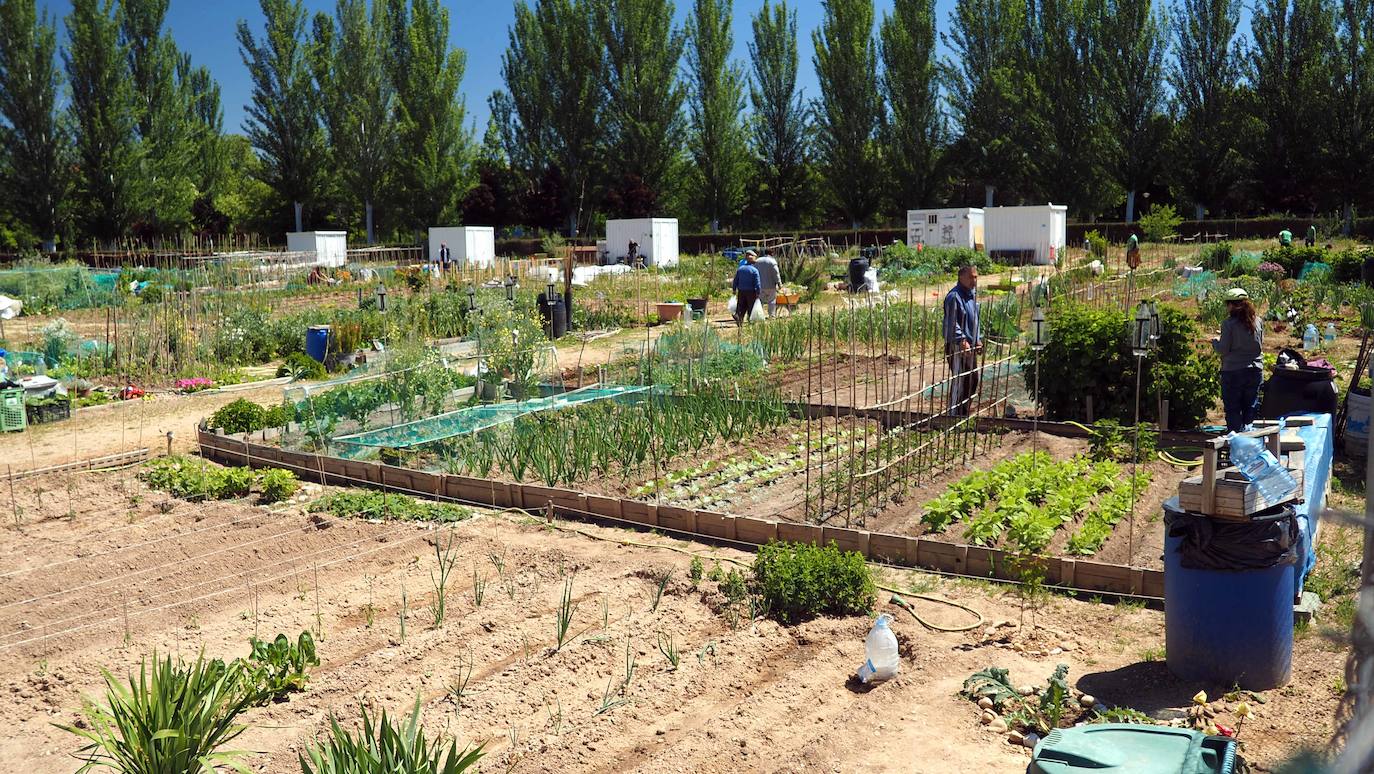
[34,0,925,134]
[36,1,1252,138]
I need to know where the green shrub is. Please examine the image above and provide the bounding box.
[1199,241,1233,270]
[258,469,300,503]
[209,398,267,434]
[263,402,295,427]
[1084,229,1108,259]
[215,466,255,499]
[277,352,327,380]
[299,696,483,774]
[1020,303,1219,429]
[1262,245,1328,277]
[1327,247,1370,283]
[752,541,876,624]
[1137,204,1182,242]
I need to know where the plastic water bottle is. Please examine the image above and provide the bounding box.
[1303,324,1318,351]
[1325,323,1337,346]
[1228,433,1297,504]
[857,613,900,684]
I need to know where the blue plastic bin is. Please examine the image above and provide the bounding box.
[306,325,331,363]
[1163,498,1294,690]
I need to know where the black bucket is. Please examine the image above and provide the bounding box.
[847,258,870,293]
[538,292,568,338]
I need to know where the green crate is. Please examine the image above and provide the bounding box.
[0,388,26,432]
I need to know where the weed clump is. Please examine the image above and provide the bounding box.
[752,541,875,624]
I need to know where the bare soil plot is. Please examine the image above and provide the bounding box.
[0,468,1344,772]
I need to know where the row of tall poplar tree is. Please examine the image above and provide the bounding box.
[2,0,1374,251]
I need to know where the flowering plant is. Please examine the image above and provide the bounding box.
[175,377,215,393]
[1256,261,1286,279]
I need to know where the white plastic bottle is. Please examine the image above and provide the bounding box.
[1303,324,1319,351]
[1325,322,1337,346]
[1228,432,1297,503]
[857,613,900,684]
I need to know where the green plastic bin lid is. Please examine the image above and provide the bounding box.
[1029,724,1235,774]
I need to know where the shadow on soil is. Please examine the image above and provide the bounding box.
[1077,661,1233,718]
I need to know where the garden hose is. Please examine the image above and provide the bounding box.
[1158,449,1203,467]
[485,508,984,634]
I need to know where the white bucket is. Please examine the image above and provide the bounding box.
[1346,390,1369,456]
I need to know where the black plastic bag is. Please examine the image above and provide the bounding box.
[1165,504,1298,571]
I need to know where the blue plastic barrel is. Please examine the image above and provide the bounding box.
[1163,498,1294,690]
[305,325,331,363]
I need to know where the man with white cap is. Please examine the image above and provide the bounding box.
[732,250,762,326]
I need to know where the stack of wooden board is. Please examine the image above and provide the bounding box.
[1176,420,1309,521]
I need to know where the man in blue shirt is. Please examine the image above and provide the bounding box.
[943,265,981,416]
[732,250,762,326]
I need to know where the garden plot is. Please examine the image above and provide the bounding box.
[0,463,1345,773]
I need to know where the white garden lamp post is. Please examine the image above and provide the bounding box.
[1129,300,1153,557]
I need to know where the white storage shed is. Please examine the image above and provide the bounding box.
[604,218,679,267]
[906,208,984,250]
[984,204,1068,265]
[286,231,347,267]
[428,226,496,267]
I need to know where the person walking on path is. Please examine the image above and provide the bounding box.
[754,252,782,317]
[1212,288,1264,432]
[732,250,762,326]
[438,243,452,275]
[943,265,981,416]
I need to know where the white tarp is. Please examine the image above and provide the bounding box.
[0,295,21,320]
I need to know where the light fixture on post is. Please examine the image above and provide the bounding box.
[466,285,476,314]
[375,282,387,313]
[505,275,515,305]
[1030,304,1049,470]
[1129,300,1153,558]
[1147,300,1161,348]
[544,281,557,338]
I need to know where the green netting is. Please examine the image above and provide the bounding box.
[330,384,651,452]
[1299,261,1332,281]
[1173,271,1218,298]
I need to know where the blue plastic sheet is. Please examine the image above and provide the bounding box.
[1289,412,1331,599]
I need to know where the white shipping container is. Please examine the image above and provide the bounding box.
[604,218,679,267]
[906,208,984,250]
[286,231,348,267]
[983,204,1068,265]
[428,226,496,267]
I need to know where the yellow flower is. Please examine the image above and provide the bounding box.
[1192,690,1208,705]
[1235,702,1252,719]
[1204,724,1219,736]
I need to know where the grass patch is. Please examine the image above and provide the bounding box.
[1307,524,1362,634]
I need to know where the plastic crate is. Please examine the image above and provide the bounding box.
[25,399,71,425]
[0,388,26,432]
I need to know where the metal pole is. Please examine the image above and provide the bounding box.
[1130,353,1144,560]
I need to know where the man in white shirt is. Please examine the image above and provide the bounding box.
[754,252,782,317]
